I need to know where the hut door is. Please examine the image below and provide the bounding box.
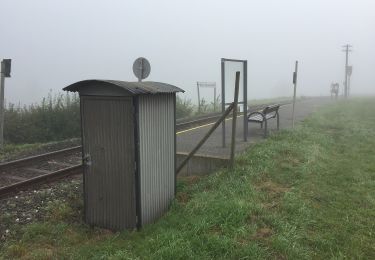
[81,97,137,230]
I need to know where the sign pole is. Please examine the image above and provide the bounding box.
[138,58,143,82]
[292,60,298,129]
[243,60,248,142]
[0,70,4,148]
[197,82,201,113]
[133,57,151,83]
[221,59,226,147]
[0,59,11,149]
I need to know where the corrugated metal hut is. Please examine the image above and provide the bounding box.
[63,80,184,230]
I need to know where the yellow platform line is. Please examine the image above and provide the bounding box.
[176,115,244,135]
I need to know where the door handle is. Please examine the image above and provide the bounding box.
[83,154,92,166]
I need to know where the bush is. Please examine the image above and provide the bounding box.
[4,92,198,144]
[176,95,194,119]
[197,95,220,115]
[4,91,80,144]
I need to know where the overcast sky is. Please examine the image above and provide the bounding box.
[1,0,374,105]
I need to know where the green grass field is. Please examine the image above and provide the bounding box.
[1,98,374,259]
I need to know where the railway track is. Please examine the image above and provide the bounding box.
[0,100,293,198]
[0,147,82,197]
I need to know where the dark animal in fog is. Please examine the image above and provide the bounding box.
[330,83,339,99]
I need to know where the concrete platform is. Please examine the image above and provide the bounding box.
[177,97,332,160]
[176,152,228,176]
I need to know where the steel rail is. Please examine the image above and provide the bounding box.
[0,146,82,171]
[0,164,82,198]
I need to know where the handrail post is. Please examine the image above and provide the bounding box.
[230,71,241,168]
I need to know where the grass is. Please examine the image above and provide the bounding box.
[0,138,81,162]
[1,98,375,259]
[0,143,43,161]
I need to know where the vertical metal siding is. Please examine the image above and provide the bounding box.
[138,94,175,225]
[81,96,136,230]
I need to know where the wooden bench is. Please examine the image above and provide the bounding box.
[247,104,280,137]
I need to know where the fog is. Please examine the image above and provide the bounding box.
[1,0,374,105]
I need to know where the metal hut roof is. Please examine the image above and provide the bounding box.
[63,80,184,95]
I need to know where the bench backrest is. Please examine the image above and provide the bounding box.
[262,104,280,114]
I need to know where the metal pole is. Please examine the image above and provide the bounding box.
[342,44,352,98]
[221,59,226,147]
[344,45,348,98]
[230,71,240,168]
[348,75,351,96]
[0,67,5,149]
[243,61,248,141]
[292,60,298,128]
[197,82,200,113]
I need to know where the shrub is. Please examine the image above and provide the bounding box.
[176,95,194,119]
[4,91,80,144]
[4,92,198,144]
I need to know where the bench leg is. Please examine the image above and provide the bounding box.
[264,120,267,138]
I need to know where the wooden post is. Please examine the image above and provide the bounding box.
[176,102,234,175]
[230,71,240,168]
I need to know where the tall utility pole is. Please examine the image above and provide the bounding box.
[0,59,12,149]
[342,44,352,98]
[347,65,353,96]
